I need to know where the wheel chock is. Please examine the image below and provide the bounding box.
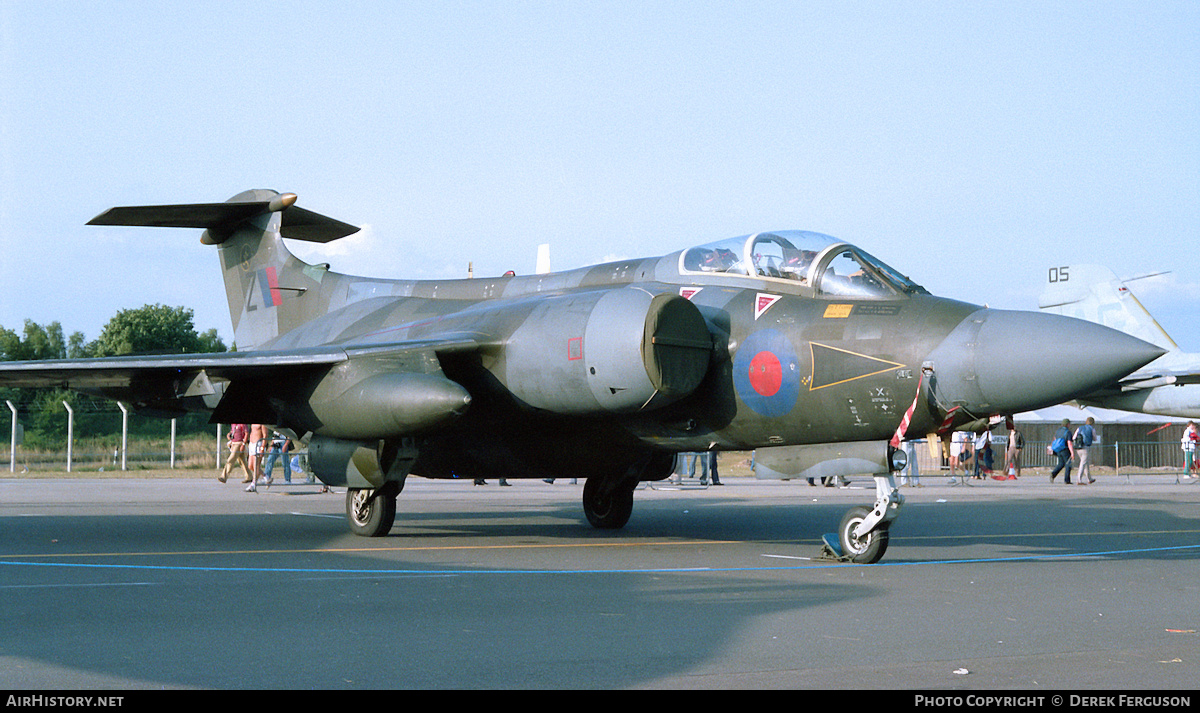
[819,533,850,562]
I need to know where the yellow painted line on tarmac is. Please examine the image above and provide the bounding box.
[6,520,1199,561]
[0,539,748,560]
[7,527,1198,561]
[8,526,1200,560]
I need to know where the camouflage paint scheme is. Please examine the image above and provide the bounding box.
[0,190,1164,561]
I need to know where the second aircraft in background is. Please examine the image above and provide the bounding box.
[1040,264,1200,418]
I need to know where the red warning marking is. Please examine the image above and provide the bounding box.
[265,266,282,306]
[567,337,583,360]
[748,351,783,396]
[889,371,923,448]
[754,293,781,320]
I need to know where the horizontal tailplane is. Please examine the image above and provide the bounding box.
[88,189,359,350]
[87,191,359,243]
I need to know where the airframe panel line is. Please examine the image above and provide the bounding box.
[0,543,1196,576]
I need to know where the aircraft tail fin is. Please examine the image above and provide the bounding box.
[88,189,359,351]
[1038,264,1179,353]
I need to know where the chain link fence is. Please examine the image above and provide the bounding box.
[2,426,223,472]
[910,438,1198,480]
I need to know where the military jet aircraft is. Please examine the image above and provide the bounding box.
[1039,264,1200,417]
[0,190,1164,563]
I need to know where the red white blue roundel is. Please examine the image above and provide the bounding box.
[733,329,801,418]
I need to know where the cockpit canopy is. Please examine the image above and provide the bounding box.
[679,230,926,299]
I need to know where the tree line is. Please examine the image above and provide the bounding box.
[1,304,227,448]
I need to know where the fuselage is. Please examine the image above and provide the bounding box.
[233,230,1160,482]
[259,234,951,444]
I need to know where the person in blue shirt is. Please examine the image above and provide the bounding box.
[1049,419,1074,484]
[262,431,292,485]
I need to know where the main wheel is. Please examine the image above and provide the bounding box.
[346,486,398,537]
[582,477,635,529]
[838,505,890,564]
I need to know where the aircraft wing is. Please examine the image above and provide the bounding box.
[1113,369,1200,391]
[0,337,479,431]
[0,347,341,390]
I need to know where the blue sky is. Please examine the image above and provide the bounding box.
[2,1,1197,350]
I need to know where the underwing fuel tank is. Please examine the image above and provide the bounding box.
[307,372,472,440]
[502,288,713,414]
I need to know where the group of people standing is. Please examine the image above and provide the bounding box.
[219,423,303,492]
[673,451,722,485]
[945,416,1200,485]
[946,417,1104,485]
[948,420,1026,484]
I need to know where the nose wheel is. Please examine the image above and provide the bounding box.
[822,473,902,564]
[837,505,890,564]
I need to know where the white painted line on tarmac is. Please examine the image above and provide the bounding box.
[0,581,157,590]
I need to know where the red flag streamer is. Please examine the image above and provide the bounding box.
[937,406,961,435]
[890,372,924,448]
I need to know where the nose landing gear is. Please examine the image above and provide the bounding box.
[822,472,903,564]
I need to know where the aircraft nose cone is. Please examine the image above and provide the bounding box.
[926,309,1166,415]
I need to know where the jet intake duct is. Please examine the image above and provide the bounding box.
[503,289,712,414]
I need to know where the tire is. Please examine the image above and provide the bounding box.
[582,477,635,529]
[346,487,397,537]
[838,505,889,564]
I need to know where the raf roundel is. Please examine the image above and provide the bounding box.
[733,329,801,418]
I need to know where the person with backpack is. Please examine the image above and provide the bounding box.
[1049,419,1074,484]
[1073,417,1096,485]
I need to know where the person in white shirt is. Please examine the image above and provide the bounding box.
[1182,421,1198,480]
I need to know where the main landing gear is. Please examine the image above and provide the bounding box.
[823,472,904,564]
[582,476,636,529]
[346,481,403,537]
[343,476,639,536]
[580,452,673,530]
